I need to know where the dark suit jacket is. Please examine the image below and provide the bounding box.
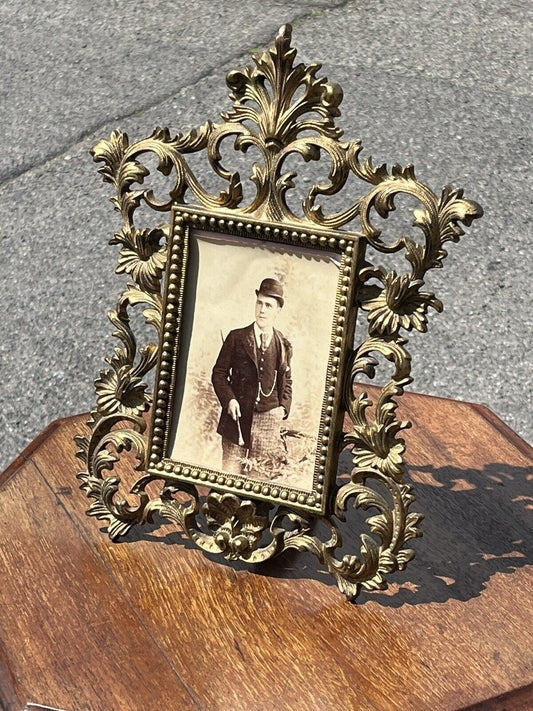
[211,323,292,448]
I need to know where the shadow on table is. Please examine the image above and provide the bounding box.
[121,459,532,607]
[357,459,533,606]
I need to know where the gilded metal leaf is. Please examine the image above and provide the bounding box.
[223,25,343,150]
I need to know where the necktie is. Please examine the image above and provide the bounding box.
[260,332,268,352]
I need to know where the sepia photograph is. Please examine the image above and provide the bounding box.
[166,227,341,493]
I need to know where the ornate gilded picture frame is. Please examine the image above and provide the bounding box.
[75,24,482,600]
[150,208,359,515]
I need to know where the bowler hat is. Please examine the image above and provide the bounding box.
[255,277,284,307]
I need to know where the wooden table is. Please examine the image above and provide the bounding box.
[1,392,532,711]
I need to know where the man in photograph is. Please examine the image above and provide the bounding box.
[211,278,292,476]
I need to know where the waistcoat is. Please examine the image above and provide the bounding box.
[255,336,280,412]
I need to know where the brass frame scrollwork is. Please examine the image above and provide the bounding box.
[75,24,482,600]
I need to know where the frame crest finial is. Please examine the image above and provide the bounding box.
[223,23,343,151]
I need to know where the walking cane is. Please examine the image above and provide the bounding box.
[236,416,245,447]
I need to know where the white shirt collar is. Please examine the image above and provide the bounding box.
[253,322,273,349]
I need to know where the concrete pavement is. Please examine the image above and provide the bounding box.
[1,0,531,470]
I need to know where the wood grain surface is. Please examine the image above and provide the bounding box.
[0,392,532,711]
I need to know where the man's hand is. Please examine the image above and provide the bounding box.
[228,399,241,421]
[273,406,286,420]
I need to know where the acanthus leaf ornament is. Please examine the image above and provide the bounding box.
[203,493,270,560]
[222,24,343,150]
[75,24,482,601]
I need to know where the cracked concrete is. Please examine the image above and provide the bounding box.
[1,0,531,471]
